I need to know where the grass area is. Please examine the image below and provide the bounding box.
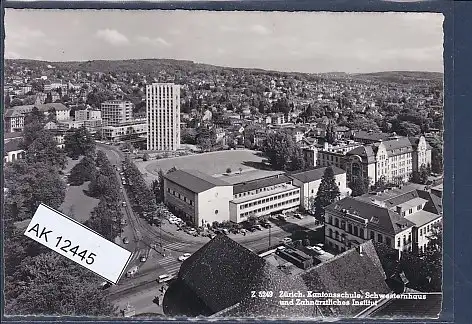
[137,149,269,178]
[60,181,100,223]
[59,157,100,223]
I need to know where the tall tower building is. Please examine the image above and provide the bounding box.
[146,83,181,151]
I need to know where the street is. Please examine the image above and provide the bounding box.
[97,143,323,313]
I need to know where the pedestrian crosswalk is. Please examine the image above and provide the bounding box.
[156,256,181,274]
[162,242,193,251]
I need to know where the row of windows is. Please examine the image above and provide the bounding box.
[419,219,441,236]
[397,233,412,247]
[240,190,299,209]
[234,183,291,199]
[239,197,300,217]
[167,187,194,206]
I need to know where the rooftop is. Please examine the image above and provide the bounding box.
[232,174,293,195]
[164,169,231,193]
[404,210,441,227]
[327,197,415,235]
[289,166,345,184]
[231,183,298,204]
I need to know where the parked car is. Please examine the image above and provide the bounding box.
[313,246,325,254]
[123,237,129,244]
[187,228,197,235]
[221,228,229,235]
[239,228,247,234]
[247,227,256,232]
[261,222,272,228]
[178,253,192,262]
[157,274,175,283]
[277,246,286,251]
[140,256,147,262]
[253,225,263,231]
[277,214,288,221]
[122,201,127,207]
[293,213,304,219]
[126,266,138,278]
[100,281,112,290]
[281,237,292,244]
[315,243,324,248]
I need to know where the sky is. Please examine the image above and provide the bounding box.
[4,10,444,73]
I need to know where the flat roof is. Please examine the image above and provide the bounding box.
[231,183,298,204]
[233,174,293,195]
[396,197,429,210]
[213,169,284,185]
[165,169,231,193]
[404,210,441,227]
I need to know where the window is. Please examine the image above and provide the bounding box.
[378,234,383,243]
[402,211,405,217]
[335,231,339,240]
[354,226,358,237]
[348,224,353,234]
[420,228,423,236]
[370,231,374,240]
[335,218,339,228]
[215,210,219,214]
[403,235,406,244]
[386,237,392,246]
[329,229,333,238]
[360,228,364,239]
[409,208,413,214]
[397,238,401,247]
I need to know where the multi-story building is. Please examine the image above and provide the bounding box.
[357,184,442,254]
[146,83,181,151]
[289,166,350,211]
[101,119,147,142]
[345,134,432,185]
[75,108,102,121]
[163,169,233,227]
[324,196,415,254]
[4,103,71,132]
[324,183,442,255]
[317,141,363,169]
[229,174,300,223]
[100,100,133,127]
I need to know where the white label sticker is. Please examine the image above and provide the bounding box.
[24,204,132,284]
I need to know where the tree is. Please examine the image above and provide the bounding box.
[44,92,53,104]
[4,252,116,316]
[5,93,11,108]
[68,155,97,186]
[23,129,66,169]
[349,177,369,197]
[4,161,66,221]
[262,131,306,171]
[196,127,216,152]
[314,167,340,219]
[10,98,23,107]
[226,167,232,174]
[431,148,443,174]
[326,122,336,144]
[143,153,150,162]
[64,127,96,159]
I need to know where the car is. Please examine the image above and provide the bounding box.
[277,246,286,251]
[100,281,112,290]
[178,253,192,262]
[157,274,175,283]
[140,256,147,262]
[306,246,316,250]
[239,228,247,234]
[281,237,292,244]
[119,172,124,175]
[221,228,229,235]
[122,181,126,185]
[253,225,263,231]
[313,246,325,254]
[122,201,127,207]
[208,233,216,239]
[123,237,129,244]
[277,214,288,221]
[315,243,324,248]
[261,222,271,228]
[187,229,197,235]
[293,213,304,219]
[247,227,256,232]
[126,266,138,277]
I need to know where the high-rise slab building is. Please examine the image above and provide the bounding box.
[100,100,133,126]
[146,83,181,151]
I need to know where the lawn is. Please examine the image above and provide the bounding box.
[59,157,100,223]
[60,181,100,223]
[137,149,268,178]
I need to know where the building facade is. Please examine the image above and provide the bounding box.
[163,169,233,227]
[229,174,300,223]
[146,83,181,151]
[289,166,350,211]
[101,120,147,142]
[100,100,133,126]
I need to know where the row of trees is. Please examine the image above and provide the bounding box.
[4,115,116,315]
[123,158,158,223]
[84,151,124,240]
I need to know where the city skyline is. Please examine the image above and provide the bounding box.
[4,10,444,74]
